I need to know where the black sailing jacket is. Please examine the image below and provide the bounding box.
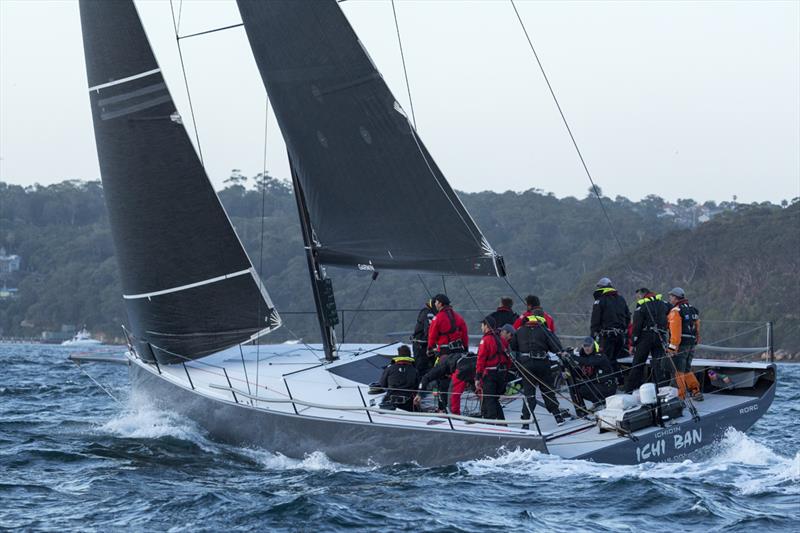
[631,293,669,343]
[488,307,518,328]
[511,323,563,355]
[379,361,419,400]
[590,288,631,336]
[412,305,434,341]
[570,347,617,393]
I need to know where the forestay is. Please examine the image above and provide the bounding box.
[79,0,280,364]
[237,0,505,277]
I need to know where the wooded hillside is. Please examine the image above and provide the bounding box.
[1,178,797,352]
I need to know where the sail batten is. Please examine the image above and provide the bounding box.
[80,0,280,364]
[237,0,505,277]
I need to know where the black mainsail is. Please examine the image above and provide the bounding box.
[79,0,280,364]
[237,0,506,278]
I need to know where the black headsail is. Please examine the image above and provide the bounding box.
[79,0,280,364]
[236,0,505,278]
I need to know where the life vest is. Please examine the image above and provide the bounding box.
[636,293,667,330]
[678,302,699,345]
[481,331,509,369]
[525,314,548,326]
[441,307,458,335]
[430,306,464,352]
[636,293,663,306]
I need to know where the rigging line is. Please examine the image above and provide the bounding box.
[177,23,244,41]
[509,0,626,257]
[503,276,527,307]
[512,357,637,441]
[176,0,184,34]
[457,273,485,317]
[280,322,330,362]
[238,345,253,398]
[417,274,433,298]
[73,361,121,404]
[256,97,270,398]
[342,275,378,343]
[391,0,417,128]
[384,0,486,278]
[169,0,204,165]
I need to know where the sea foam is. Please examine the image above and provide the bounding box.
[98,399,215,452]
[460,427,799,496]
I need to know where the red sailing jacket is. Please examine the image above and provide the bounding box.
[513,309,556,332]
[476,331,511,377]
[426,306,469,351]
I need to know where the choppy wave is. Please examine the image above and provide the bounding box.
[239,448,362,473]
[460,428,799,495]
[1,344,799,531]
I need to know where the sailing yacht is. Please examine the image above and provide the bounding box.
[78,0,776,466]
[62,326,102,347]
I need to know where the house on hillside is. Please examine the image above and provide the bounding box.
[0,285,18,299]
[0,247,21,274]
[659,203,729,228]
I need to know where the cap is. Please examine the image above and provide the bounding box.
[668,287,686,299]
[597,277,613,288]
[481,316,497,329]
[525,294,541,307]
[433,293,450,306]
[500,324,516,336]
[582,336,595,347]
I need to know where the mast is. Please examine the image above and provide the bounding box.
[290,162,338,361]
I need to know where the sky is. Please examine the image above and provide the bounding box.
[1,0,798,203]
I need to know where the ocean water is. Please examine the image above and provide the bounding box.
[1,344,798,532]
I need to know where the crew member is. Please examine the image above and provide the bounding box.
[411,299,437,376]
[417,350,476,415]
[590,277,631,386]
[488,297,518,328]
[499,324,516,344]
[475,316,511,420]
[512,294,556,332]
[377,345,419,411]
[667,287,703,401]
[448,352,477,416]
[624,288,670,393]
[426,294,468,355]
[510,310,564,427]
[425,294,468,409]
[570,337,616,413]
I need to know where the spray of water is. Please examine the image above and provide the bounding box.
[460,428,799,496]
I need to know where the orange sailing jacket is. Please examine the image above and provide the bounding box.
[667,300,701,350]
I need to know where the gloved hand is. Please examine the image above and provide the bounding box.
[413,395,421,408]
[667,343,678,356]
[474,379,483,398]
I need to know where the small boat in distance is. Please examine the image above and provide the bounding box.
[62,327,103,347]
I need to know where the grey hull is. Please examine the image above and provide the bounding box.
[130,363,547,466]
[130,361,776,466]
